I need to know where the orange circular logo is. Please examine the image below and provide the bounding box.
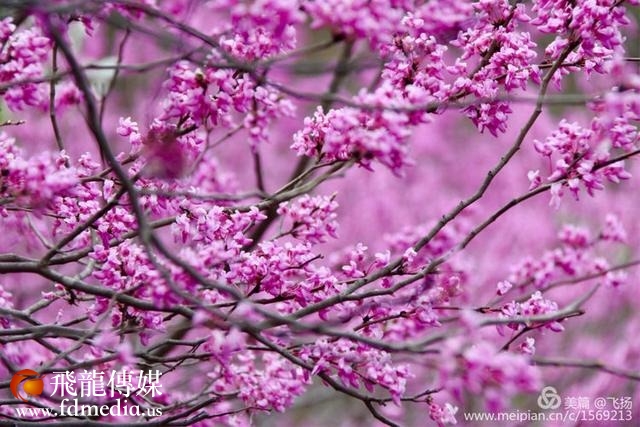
[10,369,45,402]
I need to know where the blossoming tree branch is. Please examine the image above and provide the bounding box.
[0,0,639,425]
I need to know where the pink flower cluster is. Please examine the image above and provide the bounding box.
[499,291,564,334]
[229,240,317,298]
[507,217,628,290]
[291,104,414,175]
[440,339,542,411]
[303,0,411,47]
[213,352,308,412]
[428,401,459,427]
[173,205,262,247]
[453,0,540,135]
[219,0,304,60]
[533,0,631,75]
[0,1,639,426]
[0,17,50,110]
[277,194,339,243]
[90,242,167,334]
[300,338,411,404]
[0,132,77,208]
[0,284,13,328]
[160,60,295,147]
[532,115,635,207]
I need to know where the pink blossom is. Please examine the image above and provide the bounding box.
[0,2,639,425]
[277,194,339,243]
